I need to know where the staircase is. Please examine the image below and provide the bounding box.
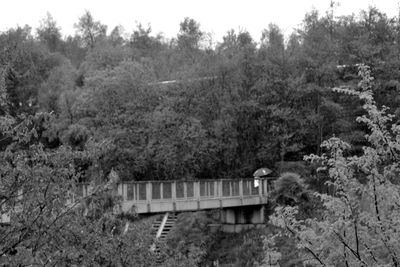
[151,212,178,258]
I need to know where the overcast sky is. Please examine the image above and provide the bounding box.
[1,0,398,42]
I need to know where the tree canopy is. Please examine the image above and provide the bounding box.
[3,6,400,265]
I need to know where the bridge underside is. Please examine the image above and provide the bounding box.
[122,195,268,214]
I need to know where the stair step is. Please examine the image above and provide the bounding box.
[150,212,178,253]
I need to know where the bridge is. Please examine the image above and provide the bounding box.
[0,177,275,257]
[78,177,274,234]
[79,178,273,214]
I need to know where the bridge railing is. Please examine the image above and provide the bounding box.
[75,178,275,213]
[114,178,275,203]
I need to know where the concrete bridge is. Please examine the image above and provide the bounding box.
[79,178,274,230]
[2,178,275,234]
[81,178,272,212]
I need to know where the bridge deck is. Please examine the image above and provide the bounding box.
[80,178,274,214]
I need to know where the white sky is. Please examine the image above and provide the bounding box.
[0,0,398,42]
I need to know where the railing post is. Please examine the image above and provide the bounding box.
[218,180,222,197]
[239,179,243,198]
[172,181,176,200]
[194,181,200,199]
[146,182,152,201]
[146,182,152,213]
[264,179,268,196]
[195,181,200,210]
[258,179,262,197]
[123,183,128,200]
[172,181,176,211]
[118,183,123,198]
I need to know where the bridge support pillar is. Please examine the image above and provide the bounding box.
[211,205,266,233]
[220,205,265,225]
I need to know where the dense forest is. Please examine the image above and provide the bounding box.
[2,4,400,266]
[2,6,400,182]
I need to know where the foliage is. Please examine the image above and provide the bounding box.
[270,65,400,266]
[74,10,107,49]
[3,7,400,181]
[272,172,309,207]
[206,229,265,267]
[36,13,62,52]
[2,5,400,265]
[165,211,215,266]
[0,109,156,265]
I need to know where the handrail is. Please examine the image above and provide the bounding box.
[77,178,274,205]
[156,213,169,239]
[120,177,277,184]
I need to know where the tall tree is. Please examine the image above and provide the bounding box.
[36,12,62,52]
[177,17,203,51]
[74,11,107,49]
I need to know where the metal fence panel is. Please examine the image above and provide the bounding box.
[163,182,172,199]
[232,181,239,196]
[222,181,231,197]
[176,182,184,198]
[139,183,146,200]
[127,184,135,200]
[243,181,251,196]
[152,182,161,199]
[187,182,194,198]
[200,181,206,197]
[262,180,268,195]
[251,181,259,195]
[209,182,215,197]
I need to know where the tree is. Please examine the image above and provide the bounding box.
[176,17,205,65]
[0,68,157,265]
[270,65,400,266]
[74,10,107,49]
[0,112,160,265]
[177,17,203,51]
[272,173,308,207]
[36,12,62,52]
[260,24,285,67]
[38,60,77,113]
[109,25,125,47]
[0,26,68,116]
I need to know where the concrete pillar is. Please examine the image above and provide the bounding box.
[250,206,264,224]
[236,208,245,224]
[221,208,236,224]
